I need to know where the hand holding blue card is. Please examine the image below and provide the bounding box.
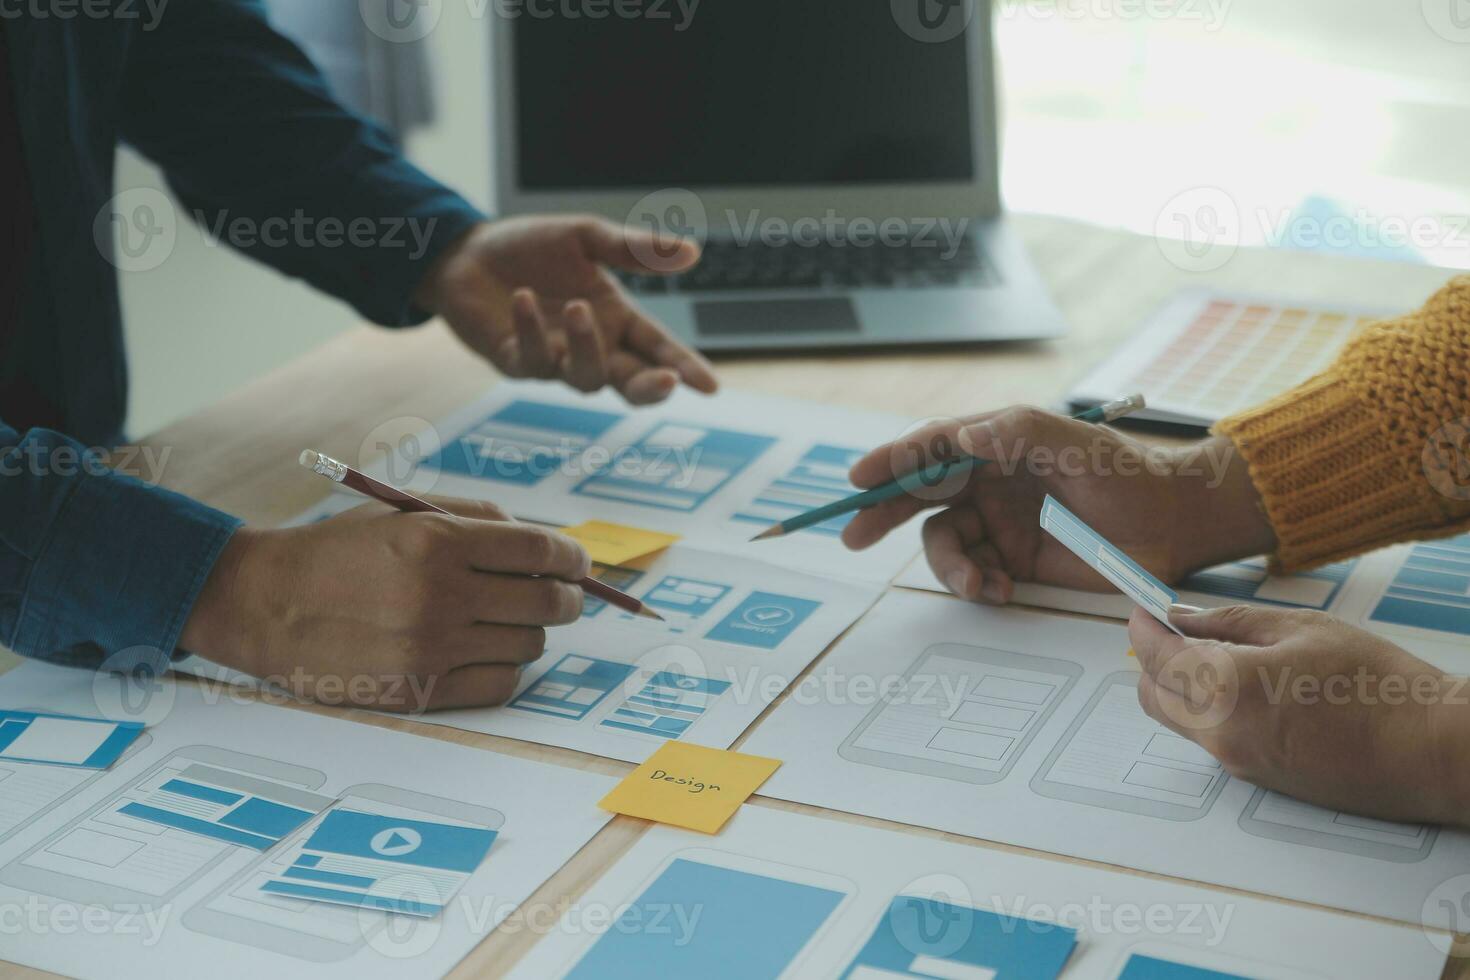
[1039,496,1183,635]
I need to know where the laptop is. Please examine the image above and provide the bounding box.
[490,0,1066,352]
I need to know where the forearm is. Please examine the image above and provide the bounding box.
[1214,276,1470,572]
[120,0,487,326]
[1171,434,1278,574]
[1427,683,1470,827]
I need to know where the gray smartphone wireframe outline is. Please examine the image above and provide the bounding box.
[1030,671,1228,821]
[183,783,506,962]
[0,745,327,906]
[0,730,153,846]
[838,642,1082,785]
[1236,786,1439,864]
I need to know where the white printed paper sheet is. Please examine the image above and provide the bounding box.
[897,535,1470,673]
[358,381,924,585]
[507,805,1445,979]
[0,663,614,980]
[739,589,1470,929]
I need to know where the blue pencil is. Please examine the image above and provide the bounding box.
[749,395,1146,542]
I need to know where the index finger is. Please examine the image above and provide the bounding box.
[457,521,591,581]
[849,414,998,489]
[623,309,719,394]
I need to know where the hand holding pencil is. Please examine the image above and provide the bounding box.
[180,457,630,714]
[829,400,1273,605]
[299,452,664,621]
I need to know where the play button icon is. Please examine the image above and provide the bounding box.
[370,826,423,857]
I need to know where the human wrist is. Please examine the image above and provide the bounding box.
[179,526,268,676]
[410,221,486,316]
[1169,434,1277,574]
[1427,687,1470,827]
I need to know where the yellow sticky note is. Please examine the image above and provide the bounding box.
[561,521,680,567]
[598,742,781,834]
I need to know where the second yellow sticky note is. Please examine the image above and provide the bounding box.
[599,741,781,835]
[561,521,681,567]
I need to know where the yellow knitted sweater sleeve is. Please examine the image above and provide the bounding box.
[1214,275,1470,572]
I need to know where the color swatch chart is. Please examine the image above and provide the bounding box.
[1130,299,1374,418]
[1069,290,1390,427]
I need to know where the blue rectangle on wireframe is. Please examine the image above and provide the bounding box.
[282,865,379,890]
[219,797,314,838]
[0,710,144,769]
[161,779,243,806]
[0,720,27,754]
[260,880,444,917]
[118,803,276,850]
[303,809,497,873]
[841,896,1077,980]
[646,672,728,696]
[511,655,636,720]
[495,400,623,438]
[429,400,624,485]
[574,421,776,512]
[1117,953,1248,979]
[567,858,845,980]
[706,593,820,649]
[1395,566,1470,593]
[1372,595,1470,635]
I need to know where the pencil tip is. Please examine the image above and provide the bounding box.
[750,526,785,542]
[636,606,666,622]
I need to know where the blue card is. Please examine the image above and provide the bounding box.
[261,809,498,917]
[0,710,144,770]
[1039,495,1182,634]
[1118,953,1250,979]
[842,896,1078,980]
[119,766,334,850]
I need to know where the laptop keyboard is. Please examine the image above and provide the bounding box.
[618,234,994,294]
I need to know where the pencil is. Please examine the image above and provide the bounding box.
[298,450,665,621]
[749,394,1147,542]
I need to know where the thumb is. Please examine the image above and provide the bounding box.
[582,219,701,274]
[1167,603,1294,646]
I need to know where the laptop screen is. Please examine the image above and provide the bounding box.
[511,0,976,190]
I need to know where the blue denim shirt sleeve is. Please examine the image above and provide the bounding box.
[0,420,242,672]
[118,0,488,328]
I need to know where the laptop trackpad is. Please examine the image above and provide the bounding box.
[694,298,860,337]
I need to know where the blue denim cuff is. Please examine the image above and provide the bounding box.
[12,471,243,672]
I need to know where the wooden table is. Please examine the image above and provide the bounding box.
[2,214,1464,978]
